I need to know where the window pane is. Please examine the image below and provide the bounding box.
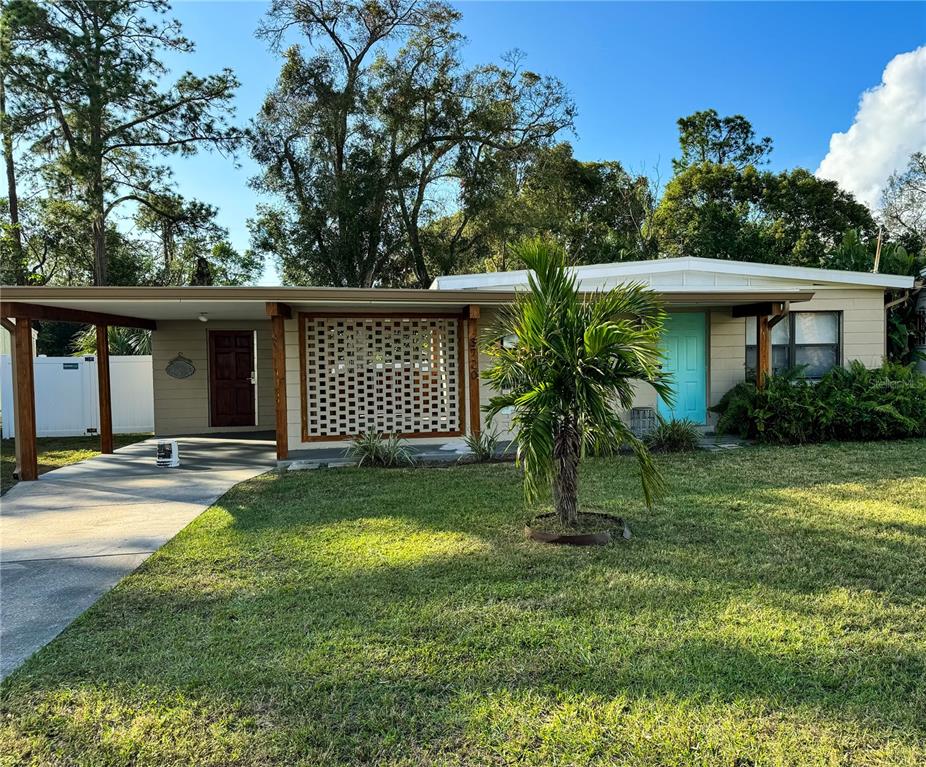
[772,345,790,372]
[795,345,838,378]
[795,312,838,344]
[745,316,789,344]
[772,320,790,345]
[746,345,791,374]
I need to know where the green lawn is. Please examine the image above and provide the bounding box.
[2,442,924,766]
[0,434,149,495]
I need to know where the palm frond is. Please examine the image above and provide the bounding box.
[481,238,671,514]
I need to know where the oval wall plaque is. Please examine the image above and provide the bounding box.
[166,353,195,379]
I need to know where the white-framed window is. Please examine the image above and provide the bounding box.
[746,311,841,379]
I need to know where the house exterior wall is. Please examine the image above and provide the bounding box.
[707,309,745,426]
[151,286,887,447]
[151,320,275,436]
[477,288,886,434]
[800,287,886,367]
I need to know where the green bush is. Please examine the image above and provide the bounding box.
[346,430,414,467]
[712,362,926,444]
[643,416,702,452]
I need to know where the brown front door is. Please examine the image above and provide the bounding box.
[209,330,256,427]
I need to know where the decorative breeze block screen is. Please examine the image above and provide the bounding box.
[303,315,462,439]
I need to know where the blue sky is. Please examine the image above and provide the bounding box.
[158,1,926,283]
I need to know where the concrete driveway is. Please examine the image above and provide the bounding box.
[0,435,275,679]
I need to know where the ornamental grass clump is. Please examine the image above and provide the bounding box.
[462,429,502,462]
[483,238,672,528]
[347,430,414,467]
[643,416,703,453]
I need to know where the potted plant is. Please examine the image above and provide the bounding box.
[483,239,672,544]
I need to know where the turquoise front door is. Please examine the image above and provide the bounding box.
[657,312,707,424]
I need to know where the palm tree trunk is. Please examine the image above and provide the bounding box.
[553,417,580,527]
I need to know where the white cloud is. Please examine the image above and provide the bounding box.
[816,46,926,211]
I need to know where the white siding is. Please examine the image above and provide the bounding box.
[168,286,886,450]
[476,289,887,432]
[709,309,746,407]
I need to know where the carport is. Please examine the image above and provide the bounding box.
[0,286,519,476]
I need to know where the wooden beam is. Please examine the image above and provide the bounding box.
[467,309,481,437]
[96,325,113,454]
[768,301,790,329]
[271,314,289,460]
[731,301,785,319]
[265,301,292,319]
[12,318,37,480]
[464,304,480,320]
[0,301,157,330]
[756,315,771,390]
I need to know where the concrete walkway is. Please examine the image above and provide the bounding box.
[0,436,275,680]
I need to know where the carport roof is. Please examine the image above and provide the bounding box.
[0,284,816,323]
[1,285,523,321]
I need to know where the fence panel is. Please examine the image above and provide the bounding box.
[0,355,154,439]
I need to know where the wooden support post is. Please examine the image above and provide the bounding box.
[756,314,771,390]
[270,313,289,461]
[12,317,37,480]
[465,305,481,437]
[1,318,23,478]
[96,324,113,454]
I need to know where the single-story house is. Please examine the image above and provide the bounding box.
[1,256,916,479]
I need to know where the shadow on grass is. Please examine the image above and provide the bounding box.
[2,441,925,764]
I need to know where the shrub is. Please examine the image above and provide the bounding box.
[712,362,926,444]
[643,416,702,452]
[816,362,926,440]
[346,430,414,467]
[462,429,501,462]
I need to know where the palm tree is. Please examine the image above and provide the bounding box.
[483,239,672,527]
[71,326,152,356]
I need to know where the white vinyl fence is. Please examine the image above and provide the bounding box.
[0,355,154,439]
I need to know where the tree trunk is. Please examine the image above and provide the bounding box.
[553,417,580,527]
[0,75,25,283]
[91,195,107,285]
[88,16,106,286]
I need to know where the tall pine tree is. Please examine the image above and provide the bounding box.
[4,0,240,284]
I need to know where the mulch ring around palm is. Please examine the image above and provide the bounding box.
[525,510,631,546]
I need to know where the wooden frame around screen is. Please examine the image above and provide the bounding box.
[299,311,467,443]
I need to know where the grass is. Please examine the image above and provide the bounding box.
[1,441,924,766]
[0,434,148,495]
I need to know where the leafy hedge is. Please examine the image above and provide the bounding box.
[712,362,926,444]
